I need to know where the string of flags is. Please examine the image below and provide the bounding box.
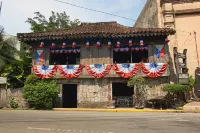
[39,38,170,48]
[32,63,168,79]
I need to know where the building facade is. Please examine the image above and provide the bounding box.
[18,22,174,108]
[135,0,200,78]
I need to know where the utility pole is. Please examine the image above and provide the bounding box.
[194,31,200,68]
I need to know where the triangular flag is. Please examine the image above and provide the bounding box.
[36,50,44,62]
[155,45,165,58]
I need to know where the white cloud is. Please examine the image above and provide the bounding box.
[0,0,146,35]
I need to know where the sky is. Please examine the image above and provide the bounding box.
[0,0,146,36]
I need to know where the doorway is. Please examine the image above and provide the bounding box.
[112,82,134,107]
[62,84,77,108]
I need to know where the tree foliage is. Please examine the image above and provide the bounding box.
[162,84,190,93]
[127,76,146,88]
[26,11,81,32]
[0,27,18,68]
[0,45,32,88]
[23,74,59,109]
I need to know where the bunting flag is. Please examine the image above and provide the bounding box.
[96,41,100,48]
[40,42,44,48]
[129,40,133,47]
[165,38,170,44]
[86,64,112,78]
[58,65,84,79]
[51,43,56,49]
[32,65,56,79]
[72,42,76,48]
[141,63,168,78]
[113,64,140,78]
[62,42,66,48]
[116,41,120,48]
[36,50,44,62]
[86,41,90,48]
[108,41,111,48]
[50,48,81,54]
[155,45,165,58]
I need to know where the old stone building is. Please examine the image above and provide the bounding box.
[135,0,200,79]
[17,22,174,108]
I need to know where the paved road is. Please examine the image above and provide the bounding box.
[0,110,200,133]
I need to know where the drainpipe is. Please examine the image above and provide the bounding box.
[194,31,200,68]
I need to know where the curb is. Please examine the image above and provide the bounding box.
[53,108,184,113]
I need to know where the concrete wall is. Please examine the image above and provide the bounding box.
[175,14,200,76]
[0,85,7,108]
[136,0,200,79]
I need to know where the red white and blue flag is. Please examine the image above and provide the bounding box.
[32,65,56,79]
[141,63,168,78]
[58,65,84,79]
[113,63,140,78]
[155,45,165,58]
[36,50,44,62]
[86,64,112,78]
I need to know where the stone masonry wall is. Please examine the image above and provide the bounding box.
[146,77,169,100]
[77,79,110,108]
[7,88,28,108]
[134,0,159,28]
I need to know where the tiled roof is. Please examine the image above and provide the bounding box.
[17,22,175,41]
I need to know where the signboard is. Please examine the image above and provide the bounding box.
[0,77,7,84]
[178,74,189,85]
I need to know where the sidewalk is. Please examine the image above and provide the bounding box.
[53,108,183,113]
[183,102,200,113]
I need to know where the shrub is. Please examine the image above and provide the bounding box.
[23,74,59,109]
[9,97,18,109]
[162,84,190,93]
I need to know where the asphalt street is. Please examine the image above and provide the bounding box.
[0,110,200,133]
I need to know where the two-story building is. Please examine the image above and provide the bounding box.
[17,22,175,108]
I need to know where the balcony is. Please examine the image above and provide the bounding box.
[33,63,170,80]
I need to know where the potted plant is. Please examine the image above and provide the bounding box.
[127,76,146,109]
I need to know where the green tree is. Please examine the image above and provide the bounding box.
[0,27,18,68]
[26,11,81,32]
[127,76,146,109]
[0,51,32,88]
[23,74,59,109]
[0,26,32,88]
[162,84,189,103]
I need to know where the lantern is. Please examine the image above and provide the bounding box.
[129,40,133,47]
[62,42,66,48]
[51,43,56,49]
[165,38,170,44]
[116,41,120,48]
[86,41,90,48]
[96,40,100,48]
[72,42,76,49]
[108,41,111,48]
[40,42,44,48]
[140,40,144,47]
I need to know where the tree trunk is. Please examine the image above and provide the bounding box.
[135,87,139,108]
